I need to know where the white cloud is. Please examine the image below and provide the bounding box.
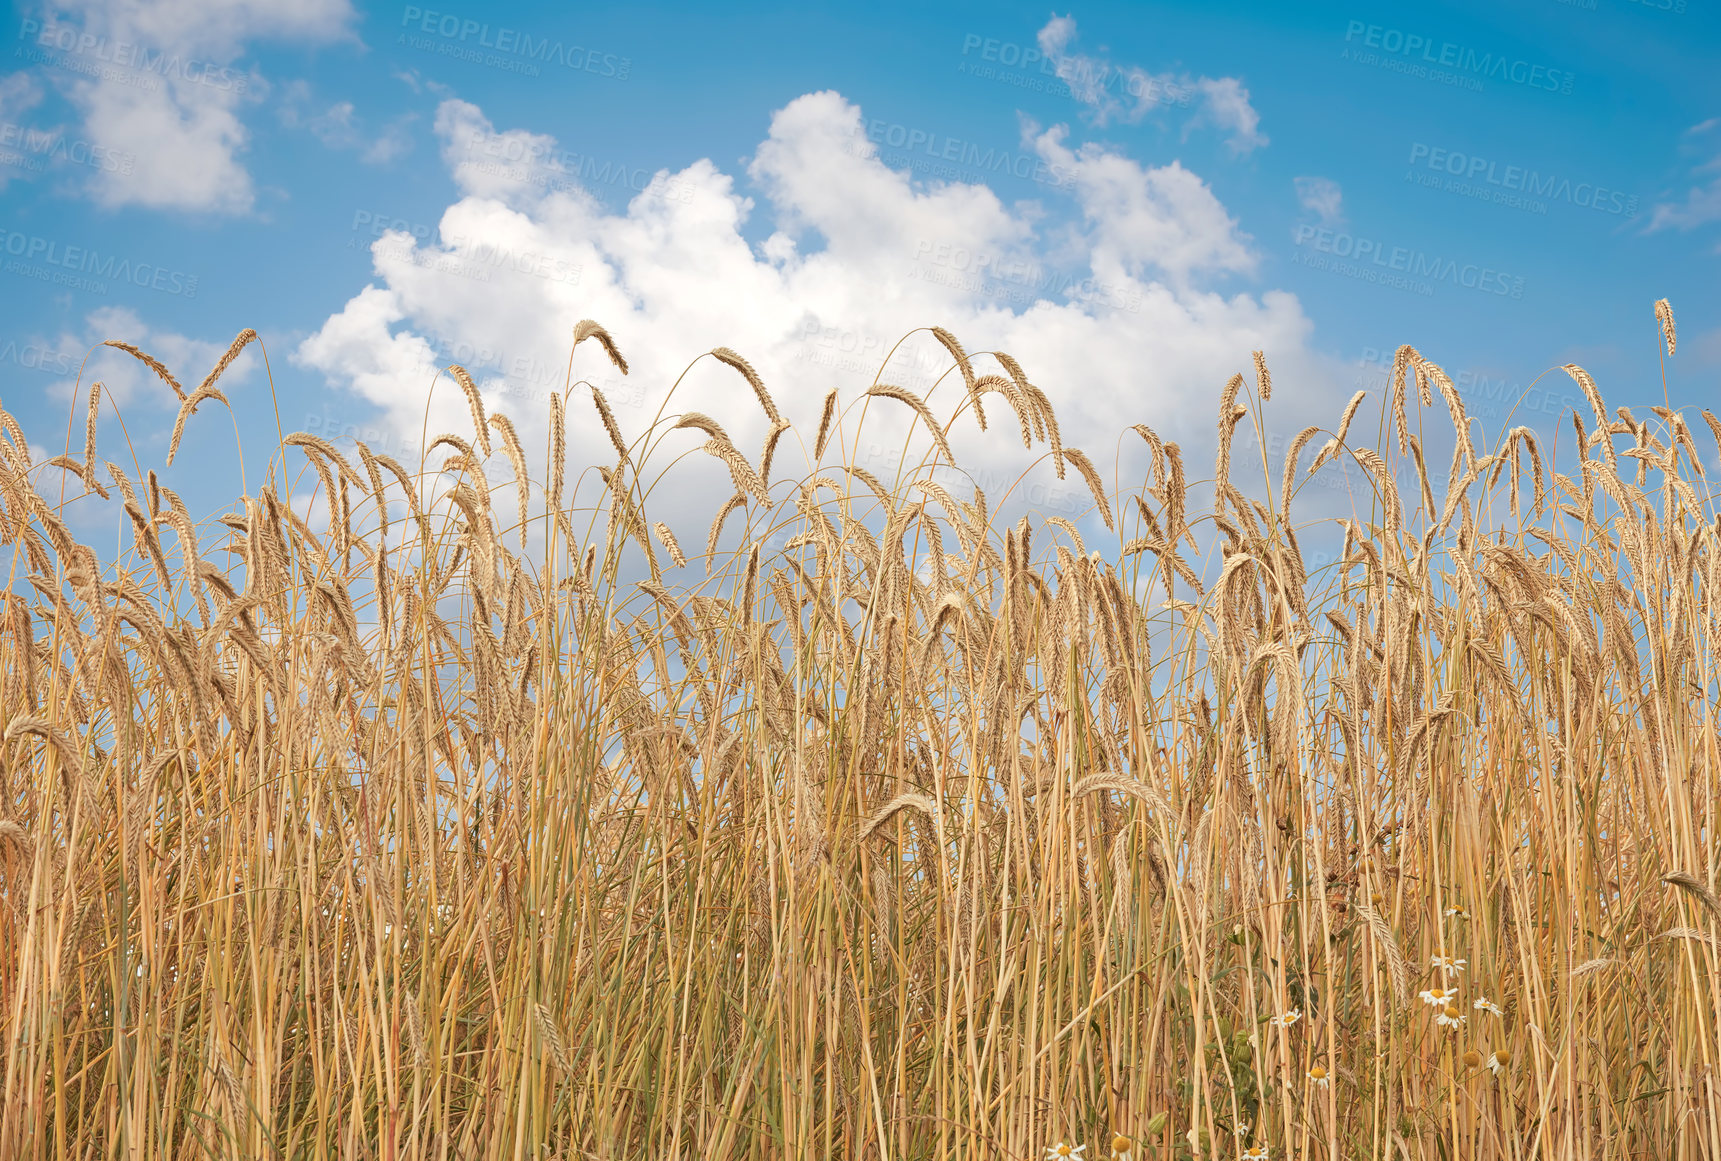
[1034,15,1267,154]
[1027,120,1256,290]
[1294,176,1345,226]
[1190,77,1267,156]
[295,91,1343,571]
[27,0,357,213]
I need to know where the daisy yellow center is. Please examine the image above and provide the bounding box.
[1463,1050,1481,1067]
[1309,1065,1327,1079]
[1495,1050,1511,1064]
[1443,1004,1461,1019]
[1113,1135,1133,1152]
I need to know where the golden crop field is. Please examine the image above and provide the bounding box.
[0,306,1716,1160]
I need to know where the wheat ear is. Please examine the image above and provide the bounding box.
[591,385,630,465]
[1655,298,1676,357]
[930,326,984,431]
[447,365,492,456]
[196,328,257,397]
[572,319,630,373]
[814,389,838,460]
[711,347,781,423]
[103,341,185,400]
[866,385,954,465]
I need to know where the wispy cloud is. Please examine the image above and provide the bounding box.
[279,81,416,164]
[1294,176,1344,226]
[1647,120,1721,235]
[1035,15,1267,154]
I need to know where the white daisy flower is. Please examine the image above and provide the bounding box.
[1473,996,1503,1016]
[1444,903,1470,919]
[1429,954,1466,977]
[1418,987,1459,1008]
[1046,1142,1086,1159]
[1241,1146,1270,1161]
[1268,1007,1301,1028]
[1307,1064,1330,1088]
[1487,1049,1510,1075]
[1434,1003,1467,1029]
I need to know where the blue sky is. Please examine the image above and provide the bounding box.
[1,0,1717,571]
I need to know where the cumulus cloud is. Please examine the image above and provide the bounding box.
[296,90,1342,575]
[1294,176,1345,226]
[1035,15,1267,154]
[23,0,356,213]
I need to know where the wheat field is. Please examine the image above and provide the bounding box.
[0,306,1716,1160]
